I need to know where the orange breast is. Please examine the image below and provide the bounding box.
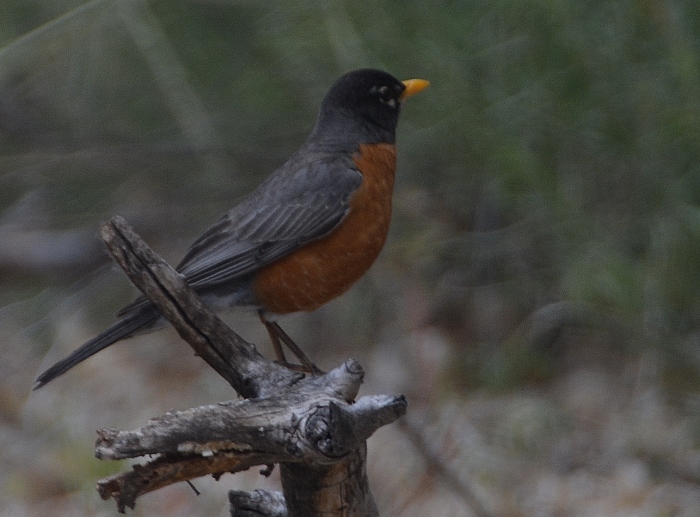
[253,143,396,314]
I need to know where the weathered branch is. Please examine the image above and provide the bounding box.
[94,362,405,511]
[94,216,407,515]
[229,490,287,517]
[101,216,298,398]
[281,445,378,516]
[98,452,279,513]
[95,365,403,462]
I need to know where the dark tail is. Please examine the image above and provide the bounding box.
[34,308,160,390]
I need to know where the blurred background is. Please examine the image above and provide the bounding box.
[2,0,700,515]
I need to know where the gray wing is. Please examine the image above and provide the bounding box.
[118,152,361,316]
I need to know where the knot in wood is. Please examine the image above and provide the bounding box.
[306,401,355,458]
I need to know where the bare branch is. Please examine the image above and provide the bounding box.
[93,216,407,515]
[281,445,378,516]
[94,361,398,462]
[97,452,278,513]
[95,378,405,513]
[229,490,287,517]
[101,215,298,398]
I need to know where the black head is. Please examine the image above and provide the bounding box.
[309,69,428,146]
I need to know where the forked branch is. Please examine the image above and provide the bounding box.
[94,216,407,516]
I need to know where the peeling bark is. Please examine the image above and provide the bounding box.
[91,217,406,516]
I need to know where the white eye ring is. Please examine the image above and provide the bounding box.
[376,85,396,107]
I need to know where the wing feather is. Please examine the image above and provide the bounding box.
[118,152,362,317]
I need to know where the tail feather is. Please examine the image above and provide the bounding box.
[34,308,160,390]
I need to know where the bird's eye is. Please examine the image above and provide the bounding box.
[375,85,396,107]
[378,86,393,101]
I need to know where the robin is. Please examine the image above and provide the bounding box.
[34,69,429,389]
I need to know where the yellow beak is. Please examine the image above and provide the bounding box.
[400,78,430,101]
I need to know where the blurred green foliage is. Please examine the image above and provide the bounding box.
[3,1,700,514]
[2,0,700,385]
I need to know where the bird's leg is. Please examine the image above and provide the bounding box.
[258,311,323,374]
[259,311,288,364]
[267,321,323,374]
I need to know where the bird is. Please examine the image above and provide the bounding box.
[34,68,429,389]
